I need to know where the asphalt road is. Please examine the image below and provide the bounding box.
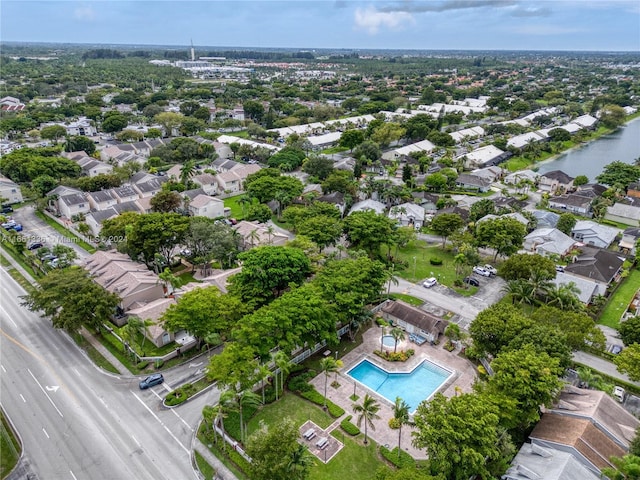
[0,267,219,480]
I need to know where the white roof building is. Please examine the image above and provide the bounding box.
[507,131,547,149]
[457,145,506,168]
[572,114,598,129]
[307,131,342,149]
[382,139,435,161]
[449,126,485,143]
[216,135,280,151]
[349,199,386,215]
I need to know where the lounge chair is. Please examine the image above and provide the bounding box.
[316,437,328,449]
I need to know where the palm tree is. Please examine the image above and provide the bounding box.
[320,357,339,409]
[202,405,218,443]
[287,443,313,480]
[529,271,553,302]
[265,225,275,245]
[390,327,405,353]
[238,194,252,217]
[502,279,536,306]
[392,397,410,460]
[352,394,381,445]
[248,228,260,248]
[231,388,261,444]
[257,363,271,404]
[216,390,235,452]
[180,160,196,185]
[273,351,292,401]
[349,309,373,342]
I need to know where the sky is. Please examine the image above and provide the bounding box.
[1,0,639,52]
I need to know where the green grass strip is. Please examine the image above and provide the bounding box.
[34,211,97,253]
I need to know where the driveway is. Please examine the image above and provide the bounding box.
[10,206,92,261]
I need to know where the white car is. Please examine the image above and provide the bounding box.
[422,277,437,288]
[483,264,498,276]
[473,266,492,277]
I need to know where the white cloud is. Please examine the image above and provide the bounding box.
[507,24,586,35]
[354,6,414,34]
[74,6,96,22]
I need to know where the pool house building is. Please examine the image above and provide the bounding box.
[380,300,449,345]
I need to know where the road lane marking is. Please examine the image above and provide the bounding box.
[0,305,18,327]
[70,470,78,480]
[42,427,49,439]
[131,435,141,447]
[19,394,26,403]
[73,368,81,377]
[28,368,64,418]
[130,391,190,456]
[162,383,173,392]
[170,409,194,432]
[1,364,5,372]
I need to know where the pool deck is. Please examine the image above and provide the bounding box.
[309,325,478,460]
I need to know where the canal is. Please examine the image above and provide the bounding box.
[537,117,640,181]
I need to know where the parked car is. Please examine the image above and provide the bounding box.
[473,266,491,277]
[463,277,480,287]
[422,277,437,288]
[555,265,565,273]
[139,373,164,390]
[27,241,44,250]
[40,254,57,262]
[4,223,22,232]
[2,220,16,229]
[1,205,13,214]
[483,264,497,276]
[613,386,625,403]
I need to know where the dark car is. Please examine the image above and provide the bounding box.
[1,205,13,214]
[139,373,164,390]
[463,276,480,287]
[27,241,44,250]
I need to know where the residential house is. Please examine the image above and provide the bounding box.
[523,228,576,257]
[529,387,639,475]
[0,175,23,204]
[551,272,600,304]
[539,170,575,194]
[571,114,598,130]
[448,126,485,143]
[627,182,640,199]
[438,206,470,222]
[307,131,342,150]
[470,165,506,184]
[504,169,540,186]
[87,190,118,211]
[233,220,288,248]
[77,156,113,177]
[570,221,620,249]
[380,300,449,345]
[605,203,640,227]
[42,116,96,136]
[333,156,356,172]
[548,193,593,216]
[0,96,25,111]
[506,131,547,149]
[575,183,607,198]
[563,246,625,290]
[411,192,438,216]
[213,164,262,195]
[316,191,347,216]
[619,227,640,255]
[199,268,242,293]
[455,173,491,193]
[85,201,142,237]
[112,185,139,204]
[166,164,183,180]
[456,145,509,169]
[83,251,164,315]
[530,209,560,229]
[126,297,177,348]
[382,139,435,161]
[191,173,218,195]
[478,212,529,228]
[349,199,386,215]
[503,443,600,480]
[188,194,225,219]
[389,203,426,229]
[58,192,90,219]
[211,157,239,173]
[133,178,165,198]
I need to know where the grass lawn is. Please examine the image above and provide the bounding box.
[70,332,120,374]
[1,411,20,478]
[223,194,253,220]
[245,392,333,438]
[389,293,424,306]
[391,240,458,285]
[194,451,216,480]
[35,211,96,253]
[321,146,349,154]
[599,269,640,329]
[308,431,386,480]
[176,271,199,285]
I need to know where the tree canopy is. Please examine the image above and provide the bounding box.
[596,161,640,188]
[343,210,397,257]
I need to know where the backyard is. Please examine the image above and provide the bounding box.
[223,194,253,220]
[598,269,640,329]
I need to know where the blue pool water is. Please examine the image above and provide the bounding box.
[347,359,451,412]
[381,335,395,348]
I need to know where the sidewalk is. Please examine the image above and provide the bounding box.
[0,248,37,285]
[79,326,131,376]
[573,350,640,387]
[194,438,240,480]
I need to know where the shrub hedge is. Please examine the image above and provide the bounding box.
[300,388,345,418]
[340,415,361,436]
[380,445,416,469]
[429,258,443,265]
[373,349,415,362]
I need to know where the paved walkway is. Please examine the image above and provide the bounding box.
[0,247,37,285]
[573,351,640,387]
[79,326,131,376]
[194,438,239,480]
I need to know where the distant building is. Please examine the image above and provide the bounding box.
[0,175,23,204]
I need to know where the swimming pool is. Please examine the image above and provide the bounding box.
[347,359,452,412]
[381,335,396,348]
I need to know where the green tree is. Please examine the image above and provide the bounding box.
[154,111,184,136]
[246,203,273,223]
[102,112,128,133]
[531,306,606,351]
[620,316,640,346]
[469,303,532,357]
[601,454,640,480]
[246,418,312,480]
[371,122,405,148]
[125,212,190,267]
[296,215,342,251]
[469,198,495,222]
[596,161,640,188]
[40,125,67,143]
[228,245,311,308]
[556,212,577,235]
[498,253,556,281]
[475,217,526,261]
[353,394,381,445]
[21,266,120,332]
[339,129,365,151]
[150,190,182,213]
[343,210,397,257]
[614,343,640,381]
[321,170,356,196]
[411,392,501,480]
[392,396,410,461]
[162,286,246,346]
[390,327,405,354]
[574,175,589,186]
[430,213,463,249]
[31,174,59,197]
[507,325,572,368]
[599,104,627,129]
[302,155,334,180]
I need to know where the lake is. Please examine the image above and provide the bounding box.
[537,117,640,181]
